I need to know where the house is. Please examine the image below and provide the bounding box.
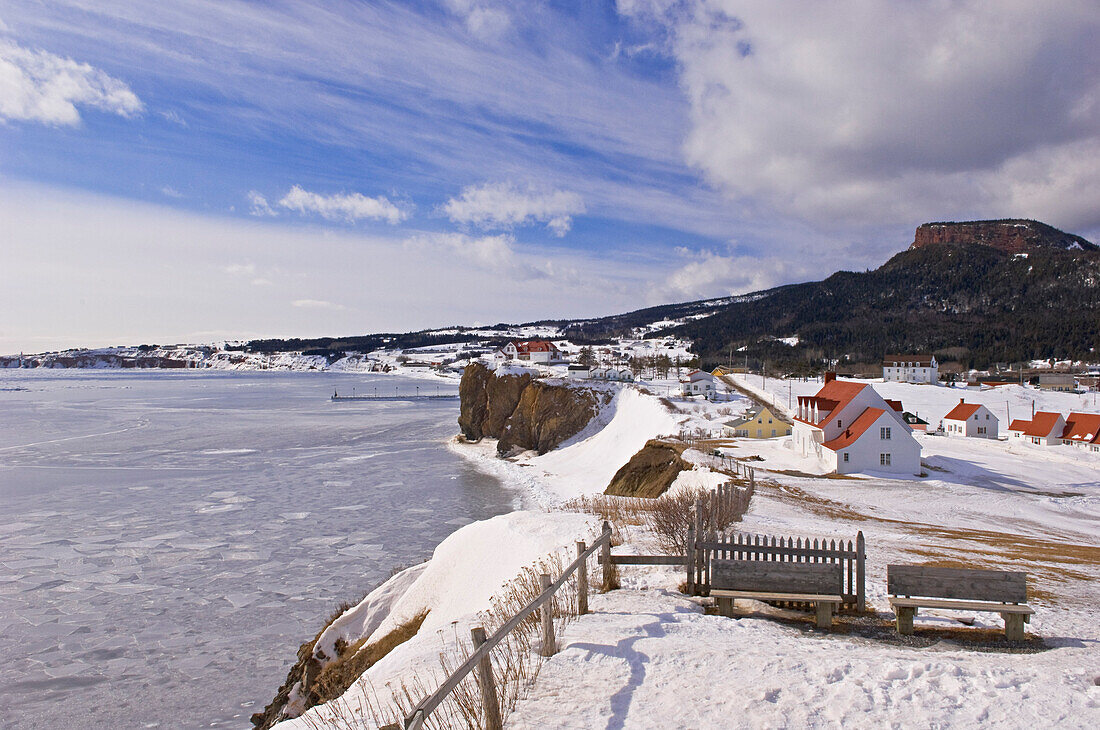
[500,340,563,363]
[1038,373,1075,392]
[566,364,590,379]
[1061,412,1100,452]
[882,354,938,384]
[902,412,929,432]
[680,370,716,397]
[942,399,999,438]
[589,367,633,382]
[792,372,921,474]
[1007,412,1066,445]
[722,406,791,438]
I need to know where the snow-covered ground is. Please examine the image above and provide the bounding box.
[276,373,1099,729]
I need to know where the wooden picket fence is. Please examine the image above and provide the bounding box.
[687,528,866,611]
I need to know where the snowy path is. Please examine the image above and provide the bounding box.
[512,589,1100,729]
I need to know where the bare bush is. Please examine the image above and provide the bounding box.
[646,485,748,554]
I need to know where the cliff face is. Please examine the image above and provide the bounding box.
[458,362,608,455]
[604,440,690,498]
[911,219,1097,254]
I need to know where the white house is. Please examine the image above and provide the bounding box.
[792,373,921,475]
[882,354,938,384]
[679,369,716,397]
[942,399,999,438]
[500,340,563,363]
[1007,412,1066,445]
[1062,413,1100,452]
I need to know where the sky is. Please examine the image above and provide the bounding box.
[2,0,1098,353]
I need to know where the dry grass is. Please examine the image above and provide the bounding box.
[647,485,749,554]
[302,549,599,730]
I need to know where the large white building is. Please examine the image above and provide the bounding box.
[942,399,999,438]
[792,374,921,475]
[679,369,716,397]
[882,354,938,384]
[500,340,563,363]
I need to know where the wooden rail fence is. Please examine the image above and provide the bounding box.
[403,522,614,730]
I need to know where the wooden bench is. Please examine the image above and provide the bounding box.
[887,565,1034,640]
[711,559,843,629]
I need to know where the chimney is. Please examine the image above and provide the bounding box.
[825,371,836,384]
[960,397,965,404]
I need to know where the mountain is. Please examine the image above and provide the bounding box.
[651,221,1100,372]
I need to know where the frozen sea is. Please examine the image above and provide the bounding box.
[0,370,517,729]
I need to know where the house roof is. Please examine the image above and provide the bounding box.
[822,408,886,451]
[511,340,558,353]
[1061,412,1100,443]
[1008,411,1063,437]
[944,401,982,421]
[882,354,935,366]
[884,399,903,413]
[795,380,867,427]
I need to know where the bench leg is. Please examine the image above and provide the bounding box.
[716,596,733,618]
[895,606,915,635]
[814,601,833,630]
[1003,613,1026,641]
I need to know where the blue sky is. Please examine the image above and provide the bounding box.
[2,1,1098,352]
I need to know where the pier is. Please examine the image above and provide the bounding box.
[331,388,459,402]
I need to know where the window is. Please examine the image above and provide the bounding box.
[843,452,849,462]
[837,419,842,428]
[771,429,776,437]
[880,427,891,440]
[880,453,891,466]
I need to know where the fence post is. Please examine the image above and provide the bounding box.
[856,530,866,612]
[539,573,557,656]
[576,541,588,615]
[685,523,695,595]
[694,499,704,593]
[750,467,755,488]
[601,522,613,591]
[470,627,503,730]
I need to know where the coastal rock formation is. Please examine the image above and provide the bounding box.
[604,440,690,498]
[458,361,608,455]
[910,219,1097,254]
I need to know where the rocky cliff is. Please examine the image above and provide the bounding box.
[604,440,690,498]
[458,362,610,455]
[910,219,1097,254]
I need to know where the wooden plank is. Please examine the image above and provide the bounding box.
[712,558,843,595]
[888,565,1028,603]
[711,589,842,603]
[600,554,687,566]
[889,597,1034,614]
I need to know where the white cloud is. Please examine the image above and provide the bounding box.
[246,191,276,217]
[160,186,183,199]
[442,182,585,236]
[659,248,812,302]
[620,0,1100,231]
[292,299,346,310]
[277,185,407,224]
[0,38,142,125]
[442,1,511,38]
[405,231,552,280]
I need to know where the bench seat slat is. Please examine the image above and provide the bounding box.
[712,590,842,603]
[890,597,1034,614]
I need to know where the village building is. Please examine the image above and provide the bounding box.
[792,373,921,475]
[500,340,563,364]
[1007,412,1066,445]
[679,369,716,398]
[1038,373,1075,392]
[589,367,634,382]
[1060,413,1100,452]
[942,399,999,438]
[566,364,590,378]
[722,406,791,439]
[902,412,929,432]
[882,354,938,384]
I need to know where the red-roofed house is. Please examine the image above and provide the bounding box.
[942,399,999,438]
[792,373,921,474]
[501,340,563,364]
[1007,412,1066,445]
[1061,413,1100,452]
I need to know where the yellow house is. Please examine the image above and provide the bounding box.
[722,406,792,438]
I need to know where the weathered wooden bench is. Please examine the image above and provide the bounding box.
[711,559,843,629]
[887,565,1034,640]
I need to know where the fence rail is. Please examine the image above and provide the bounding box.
[403,522,614,730]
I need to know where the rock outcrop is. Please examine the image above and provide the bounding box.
[604,440,690,498]
[458,361,608,455]
[911,219,1097,254]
